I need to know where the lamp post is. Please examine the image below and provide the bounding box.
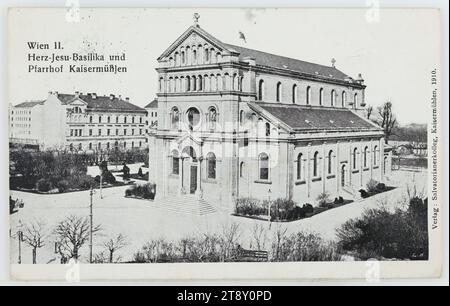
[267,189,272,224]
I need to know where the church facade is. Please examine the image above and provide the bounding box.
[148,21,391,212]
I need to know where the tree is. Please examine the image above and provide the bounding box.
[365,105,374,120]
[22,221,47,264]
[376,101,397,143]
[54,215,102,262]
[103,234,129,263]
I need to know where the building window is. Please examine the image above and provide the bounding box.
[342,91,346,107]
[258,152,269,180]
[276,82,282,102]
[187,107,200,131]
[116,116,119,123]
[123,129,127,135]
[172,150,179,175]
[206,152,216,179]
[313,151,319,177]
[364,146,369,168]
[124,141,127,148]
[319,88,324,105]
[186,76,191,91]
[132,129,135,135]
[106,142,110,149]
[373,145,378,165]
[98,142,101,150]
[132,117,135,124]
[78,143,82,150]
[98,129,101,136]
[354,93,358,108]
[99,116,102,123]
[331,90,336,106]
[328,150,333,174]
[107,116,111,123]
[296,153,303,180]
[116,129,119,135]
[124,117,127,124]
[258,80,264,101]
[240,162,245,178]
[265,122,270,137]
[306,86,311,105]
[292,84,297,103]
[353,148,358,169]
[208,106,217,130]
[107,129,110,136]
[89,116,93,123]
[171,107,180,129]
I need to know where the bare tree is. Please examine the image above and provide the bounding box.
[54,215,102,262]
[251,223,268,251]
[103,234,129,263]
[22,221,47,264]
[376,101,397,143]
[365,105,374,120]
[271,224,288,261]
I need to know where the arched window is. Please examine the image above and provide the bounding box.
[186,76,191,91]
[89,143,92,150]
[306,86,311,105]
[206,152,216,179]
[364,146,369,168]
[239,110,244,125]
[208,106,217,130]
[198,75,203,91]
[354,93,358,108]
[328,150,333,174]
[98,142,102,150]
[171,107,180,129]
[258,79,264,100]
[292,84,297,103]
[296,153,303,180]
[240,162,245,178]
[313,151,319,177]
[192,50,197,64]
[192,76,197,91]
[331,90,336,106]
[373,145,378,165]
[353,148,358,169]
[342,91,346,107]
[265,122,271,137]
[187,107,200,131]
[181,51,185,64]
[259,153,269,180]
[204,48,209,62]
[172,150,179,175]
[319,88,324,105]
[185,46,190,65]
[276,82,282,102]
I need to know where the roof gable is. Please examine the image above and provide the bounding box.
[157,25,231,61]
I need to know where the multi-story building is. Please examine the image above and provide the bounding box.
[148,21,392,212]
[145,98,158,132]
[10,91,147,151]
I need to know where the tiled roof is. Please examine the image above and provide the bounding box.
[57,93,146,113]
[224,43,350,82]
[145,98,158,109]
[253,103,379,131]
[14,101,45,108]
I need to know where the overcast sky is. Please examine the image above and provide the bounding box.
[8,8,440,124]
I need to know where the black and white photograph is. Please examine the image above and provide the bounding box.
[2,3,447,285]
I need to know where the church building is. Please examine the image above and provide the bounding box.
[148,18,391,212]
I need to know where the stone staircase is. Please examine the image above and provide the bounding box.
[150,195,218,216]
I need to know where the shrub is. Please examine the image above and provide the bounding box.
[273,231,342,261]
[56,179,70,193]
[138,167,143,177]
[302,203,314,214]
[270,198,296,221]
[102,170,116,184]
[36,178,52,192]
[376,183,387,193]
[336,196,428,260]
[359,189,370,198]
[316,192,330,208]
[366,179,379,193]
[338,196,344,204]
[125,183,156,200]
[235,198,267,216]
[68,174,95,190]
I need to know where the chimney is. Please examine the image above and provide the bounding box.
[75,91,80,96]
[92,93,97,99]
[118,94,122,100]
[125,97,129,102]
[109,94,115,100]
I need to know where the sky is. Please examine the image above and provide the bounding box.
[8,7,441,124]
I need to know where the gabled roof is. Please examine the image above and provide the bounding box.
[57,93,146,113]
[225,44,350,82]
[159,25,358,83]
[145,98,158,109]
[14,101,45,108]
[249,102,380,132]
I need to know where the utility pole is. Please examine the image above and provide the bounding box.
[89,186,93,264]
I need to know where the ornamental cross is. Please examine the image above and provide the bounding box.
[193,13,200,24]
